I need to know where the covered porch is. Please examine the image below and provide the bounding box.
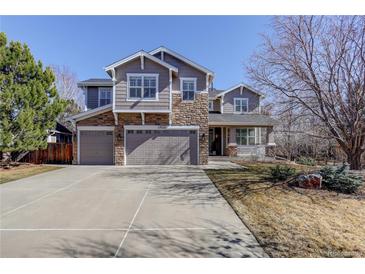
[208,113,277,160]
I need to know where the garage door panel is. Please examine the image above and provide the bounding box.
[80,130,113,165]
[126,129,198,165]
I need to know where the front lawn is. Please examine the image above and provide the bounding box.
[205,162,365,257]
[0,164,63,184]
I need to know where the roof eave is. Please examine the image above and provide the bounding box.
[69,104,112,121]
[149,46,214,76]
[104,50,178,73]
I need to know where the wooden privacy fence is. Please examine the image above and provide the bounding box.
[22,143,73,164]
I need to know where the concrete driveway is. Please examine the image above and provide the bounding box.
[0,165,267,258]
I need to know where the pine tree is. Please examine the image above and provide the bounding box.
[0,32,66,161]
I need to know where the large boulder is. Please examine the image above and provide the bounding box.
[297,174,322,189]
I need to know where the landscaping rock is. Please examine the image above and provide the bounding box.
[297,174,322,189]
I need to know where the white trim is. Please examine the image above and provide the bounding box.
[215,83,265,98]
[113,109,170,113]
[197,127,200,165]
[234,98,249,114]
[70,104,112,121]
[220,95,224,113]
[77,126,115,165]
[180,77,197,101]
[124,127,126,166]
[83,87,88,111]
[140,55,144,70]
[78,126,115,131]
[221,126,224,155]
[98,87,113,107]
[141,112,145,125]
[104,50,178,72]
[113,112,118,126]
[124,125,199,130]
[169,69,173,125]
[111,68,116,112]
[209,122,274,126]
[126,73,159,101]
[149,47,214,76]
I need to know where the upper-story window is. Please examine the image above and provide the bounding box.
[181,78,197,101]
[127,74,158,100]
[208,100,214,111]
[234,98,248,113]
[98,87,112,106]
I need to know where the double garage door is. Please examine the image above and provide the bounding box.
[79,128,198,165]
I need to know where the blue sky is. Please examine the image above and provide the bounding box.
[0,16,271,89]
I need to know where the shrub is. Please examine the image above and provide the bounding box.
[320,165,363,194]
[296,156,317,166]
[269,165,296,182]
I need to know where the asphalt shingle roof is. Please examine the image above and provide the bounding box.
[209,113,278,126]
[208,89,224,99]
[77,78,113,87]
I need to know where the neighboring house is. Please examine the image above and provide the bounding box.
[71,46,276,165]
[47,122,73,144]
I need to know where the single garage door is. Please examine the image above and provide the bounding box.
[125,129,198,165]
[79,130,113,165]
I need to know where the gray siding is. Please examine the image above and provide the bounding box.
[155,52,207,91]
[114,58,170,111]
[211,98,221,112]
[222,87,260,114]
[86,87,99,109]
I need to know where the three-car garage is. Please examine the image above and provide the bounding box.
[77,126,199,165]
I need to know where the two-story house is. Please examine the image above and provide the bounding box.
[71,47,276,165]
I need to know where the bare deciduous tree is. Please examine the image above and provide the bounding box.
[52,65,83,129]
[247,16,365,170]
[52,65,84,108]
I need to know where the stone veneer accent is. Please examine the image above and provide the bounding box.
[225,144,238,157]
[172,92,209,165]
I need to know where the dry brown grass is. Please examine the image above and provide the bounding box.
[205,162,365,258]
[0,164,63,184]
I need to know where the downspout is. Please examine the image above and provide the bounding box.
[169,68,172,125]
[111,68,118,125]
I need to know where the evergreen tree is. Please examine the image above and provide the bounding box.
[0,32,65,161]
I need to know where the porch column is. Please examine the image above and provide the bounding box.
[265,126,276,157]
[266,126,275,145]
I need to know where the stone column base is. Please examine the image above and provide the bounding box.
[225,144,238,157]
[265,145,276,157]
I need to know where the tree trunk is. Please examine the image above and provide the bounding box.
[347,152,363,170]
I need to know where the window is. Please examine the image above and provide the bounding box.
[234,98,248,113]
[236,128,256,145]
[98,88,112,106]
[209,100,214,111]
[181,78,197,101]
[128,74,158,100]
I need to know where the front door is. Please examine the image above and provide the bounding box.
[209,127,222,156]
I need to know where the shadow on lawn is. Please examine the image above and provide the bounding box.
[39,222,267,258]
